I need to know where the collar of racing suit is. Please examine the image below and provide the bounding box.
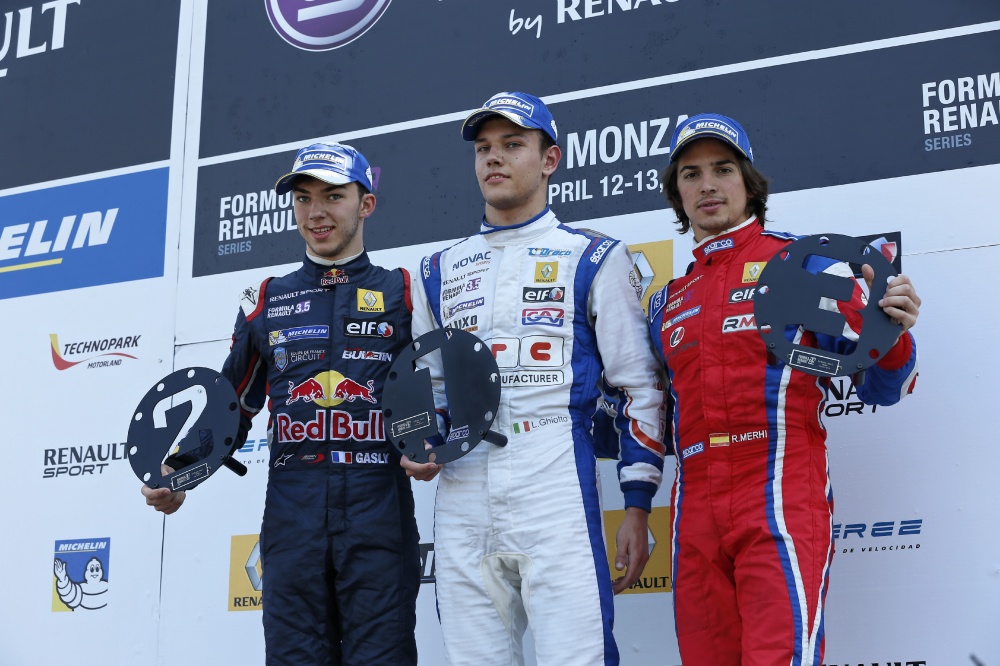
[691,215,761,266]
[478,208,559,247]
[298,251,373,287]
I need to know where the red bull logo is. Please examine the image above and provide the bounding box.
[321,269,349,286]
[276,410,385,443]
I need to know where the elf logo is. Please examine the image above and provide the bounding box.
[728,286,756,303]
[523,286,565,303]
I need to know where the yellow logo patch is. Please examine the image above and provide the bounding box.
[742,262,765,284]
[229,534,263,612]
[357,289,384,313]
[603,506,673,594]
[534,262,558,283]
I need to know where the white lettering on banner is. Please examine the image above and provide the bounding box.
[219,191,295,240]
[921,71,1000,135]
[0,0,81,79]
[557,0,679,24]
[509,9,542,39]
[565,116,685,169]
[0,210,117,261]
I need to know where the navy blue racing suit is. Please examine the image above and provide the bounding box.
[223,252,419,666]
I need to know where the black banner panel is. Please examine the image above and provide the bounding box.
[0,1,180,190]
[192,29,1000,276]
[199,0,1000,158]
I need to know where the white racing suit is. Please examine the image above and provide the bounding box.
[410,209,665,665]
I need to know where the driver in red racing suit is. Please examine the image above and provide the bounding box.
[648,113,920,666]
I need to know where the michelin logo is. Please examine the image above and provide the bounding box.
[489,96,534,114]
[693,120,739,141]
[52,538,110,611]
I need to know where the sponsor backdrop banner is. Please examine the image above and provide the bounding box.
[191,30,1000,276]
[0,168,169,299]
[199,0,1000,157]
[1,1,998,665]
[0,0,179,190]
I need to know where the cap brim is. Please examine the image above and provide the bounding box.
[461,108,541,141]
[274,169,354,194]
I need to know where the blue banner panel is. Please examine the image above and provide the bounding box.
[0,168,169,299]
[199,0,1000,158]
[0,1,179,190]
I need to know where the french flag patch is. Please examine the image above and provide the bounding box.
[330,451,353,464]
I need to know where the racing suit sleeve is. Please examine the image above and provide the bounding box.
[590,244,666,513]
[220,280,270,449]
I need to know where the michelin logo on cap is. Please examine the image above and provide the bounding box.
[295,151,348,171]
[488,96,535,114]
[683,120,739,143]
[670,113,754,163]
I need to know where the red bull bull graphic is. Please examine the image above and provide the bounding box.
[287,378,326,404]
[276,410,385,443]
[333,377,376,403]
[285,371,377,406]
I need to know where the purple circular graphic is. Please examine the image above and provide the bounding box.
[266,0,393,51]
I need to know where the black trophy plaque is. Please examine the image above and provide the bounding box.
[754,233,903,378]
[128,367,246,491]
[383,328,506,464]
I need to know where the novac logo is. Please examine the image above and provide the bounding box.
[265,0,393,51]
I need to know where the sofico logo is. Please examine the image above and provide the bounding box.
[0,169,168,299]
[266,0,393,52]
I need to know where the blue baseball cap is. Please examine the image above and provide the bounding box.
[274,142,374,194]
[669,113,754,163]
[461,91,559,144]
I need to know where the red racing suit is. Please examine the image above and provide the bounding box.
[647,217,918,666]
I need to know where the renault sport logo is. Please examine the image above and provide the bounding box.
[266,0,393,51]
